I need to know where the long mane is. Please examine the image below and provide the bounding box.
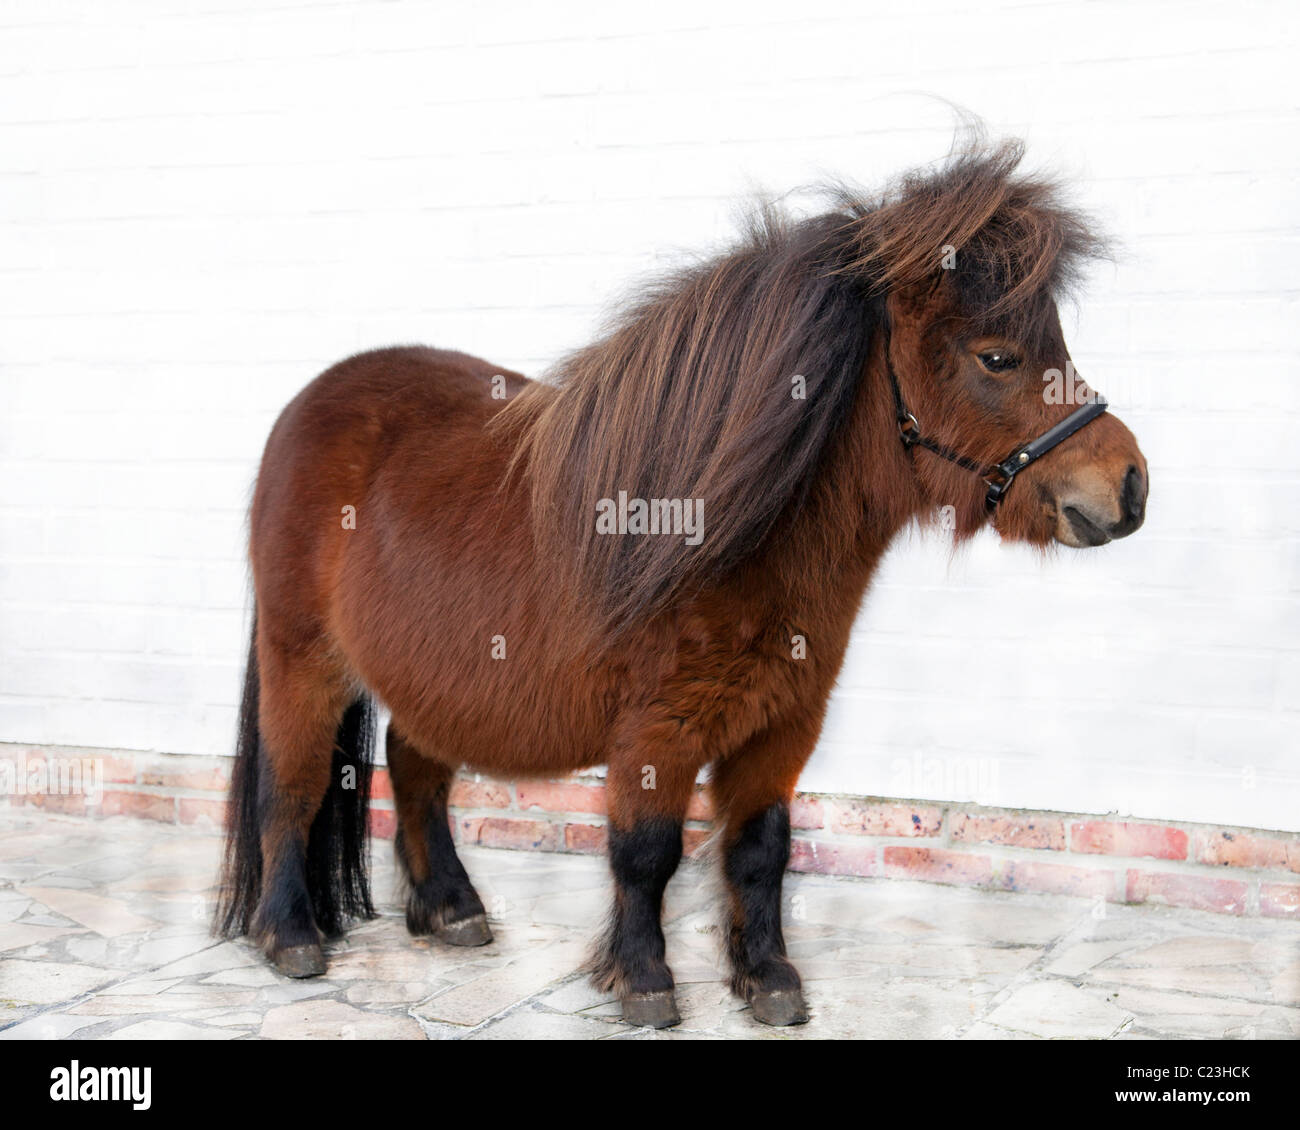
[494,138,1104,637]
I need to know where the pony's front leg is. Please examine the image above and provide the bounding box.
[591,747,697,1029]
[710,718,815,1026]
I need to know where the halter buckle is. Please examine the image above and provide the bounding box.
[984,472,1012,508]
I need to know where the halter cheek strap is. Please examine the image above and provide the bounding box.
[884,336,1108,510]
[979,396,1109,506]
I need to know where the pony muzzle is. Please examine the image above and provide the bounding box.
[1054,463,1148,547]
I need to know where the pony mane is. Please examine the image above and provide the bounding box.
[837,137,1107,340]
[494,138,1105,637]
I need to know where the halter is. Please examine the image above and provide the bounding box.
[884,343,1109,509]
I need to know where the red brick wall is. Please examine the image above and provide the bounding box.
[4,743,1297,920]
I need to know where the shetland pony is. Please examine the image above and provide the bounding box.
[216,139,1147,1028]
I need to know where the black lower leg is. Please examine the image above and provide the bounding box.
[593,819,683,996]
[724,801,802,1000]
[252,740,325,966]
[395,782,486,934]
[399,816,486,934]
[387,727,488,940]
[253,832,318,952]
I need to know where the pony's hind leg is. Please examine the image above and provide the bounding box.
[251,641,373,977]
[387,725,492,947]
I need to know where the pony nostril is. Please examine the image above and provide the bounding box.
[1122,465,1146,522]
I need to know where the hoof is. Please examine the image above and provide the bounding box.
[437,914,493,947]
[273,943,326,979]
[750,988,809,1027]
[622,990,681,1029]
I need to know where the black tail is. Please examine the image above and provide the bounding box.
[306,694,377,935]
[214,609,378,938]
[214,613,265,938]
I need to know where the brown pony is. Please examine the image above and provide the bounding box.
[215,139,1147,1028]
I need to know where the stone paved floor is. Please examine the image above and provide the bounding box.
[0,809,1296,1040]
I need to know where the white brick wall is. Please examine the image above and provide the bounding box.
[2,0,1297,830]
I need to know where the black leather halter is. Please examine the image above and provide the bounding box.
[885,348,1109,509]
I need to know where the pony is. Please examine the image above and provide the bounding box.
[215,138,1148,1028]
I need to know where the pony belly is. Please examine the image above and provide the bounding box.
[384,698,609,778]
[457,742,608,778]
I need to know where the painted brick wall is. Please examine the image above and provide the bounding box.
[2,1,1298,831]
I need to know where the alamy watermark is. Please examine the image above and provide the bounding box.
[0,752,104,805]
[1043,361,1102,406]
[889,752,999,799]
[595,490,704,546]
[50,1060,150,1110]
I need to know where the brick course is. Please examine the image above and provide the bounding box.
[7,743,1296,921]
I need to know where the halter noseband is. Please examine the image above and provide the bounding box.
[884,342,1109,510]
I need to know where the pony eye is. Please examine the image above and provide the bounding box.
[978,350,1020,374]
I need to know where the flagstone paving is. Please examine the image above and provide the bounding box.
[0,809,1295,1040]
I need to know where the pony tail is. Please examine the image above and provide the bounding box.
[214,609,264,938]
[305,696,378,935]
